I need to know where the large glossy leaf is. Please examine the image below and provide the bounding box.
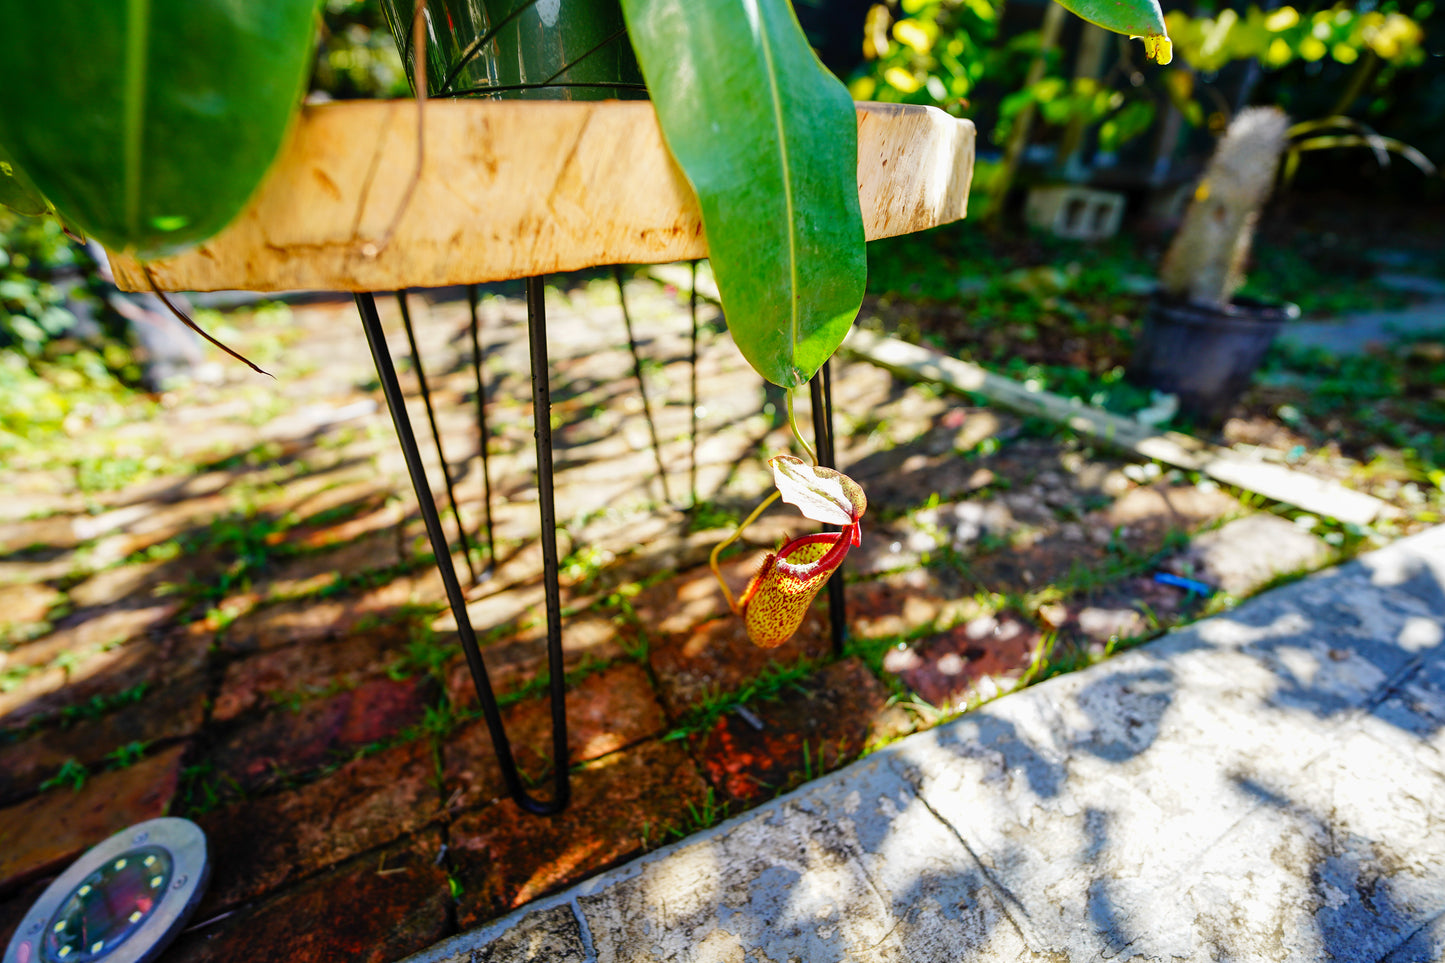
[0,0,319,259]
[621,0,867,388]
[0,144,53,218]
[1053,0,1173,63]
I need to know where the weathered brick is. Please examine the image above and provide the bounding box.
[0,673,207,806]
[627,567,732,640]
[208,676,434,794]
[213,622,410,722]
[0,744,186,895]
[67,560,171,609]
[648,552,833,717]
[444,663,667,811]
[165,830,450,963]
[882,613,1044,709]
[442,612,626,709]
[450,739,709,928]
[690,657,889,804]
[847,569,980,640]
[0,514,81,556]
[255,531,404,602]
[1,629,203,732]
[221,576,419,654]
[0,583,65,636]
[0,877,50,946]
[4,602,179,674]
[198,739,439,912]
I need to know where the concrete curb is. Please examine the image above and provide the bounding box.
[406,526,1445,962]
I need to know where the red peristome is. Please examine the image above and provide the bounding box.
[741,525,857,648]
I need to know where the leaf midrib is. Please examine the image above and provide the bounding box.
[752,0,799,381]
[124,0,150,241]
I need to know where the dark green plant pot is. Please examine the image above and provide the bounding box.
[1128,293,1300,426]
[378,0,645,100]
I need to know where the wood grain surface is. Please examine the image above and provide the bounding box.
[111,100,974,293]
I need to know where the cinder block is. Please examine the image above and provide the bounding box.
[1025,185,1125,240]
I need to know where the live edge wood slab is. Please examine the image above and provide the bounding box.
[111,100,974,294]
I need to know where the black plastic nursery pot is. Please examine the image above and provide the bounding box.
[378,0,645,99]
[1128,293,1300,425]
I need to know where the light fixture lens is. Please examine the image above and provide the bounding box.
[41,847,173,963]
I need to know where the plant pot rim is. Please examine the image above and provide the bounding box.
[1149,291,1302,326]
[1133,291,1295,424]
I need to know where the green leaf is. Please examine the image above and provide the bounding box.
[0,143,53,218]
[1051,0,1172,63]
[0,0,319,258]
[621,0,867,388]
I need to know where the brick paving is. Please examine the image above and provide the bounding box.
[0,274,1377,962]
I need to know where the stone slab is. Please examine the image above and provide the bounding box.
[458,904,588,963]
[1170,513,1333,596]
[1384,911,1445,963]
[1280,300,1445,356]
[403,524,1445,963]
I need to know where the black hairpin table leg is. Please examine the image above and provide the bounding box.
[522,276,571,812]
[395,290,479,585]
[810,360,846,656]
[466,285,499,575]
[356,290,569,815]
[614,266,673,507]
[688,262,699,509]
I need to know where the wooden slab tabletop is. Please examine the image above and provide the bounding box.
[111,100,974,293]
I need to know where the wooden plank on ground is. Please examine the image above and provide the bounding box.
[843,328,1391,526]
[111,100,974,294]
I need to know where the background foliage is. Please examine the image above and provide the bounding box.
[848,0,1436,199]
[311,0,410,100]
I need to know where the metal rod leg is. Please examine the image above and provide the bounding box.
[614,266,672,507]
[821,360,838,466]
[810,360,847,655]
[525,276,571,811]
[356,293,568,815]
[396,291,479,585]
[689,261,699,509]
[467,285,499,573]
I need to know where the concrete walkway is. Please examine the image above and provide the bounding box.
[405,525,1445,963]
[1279,274,1445,357]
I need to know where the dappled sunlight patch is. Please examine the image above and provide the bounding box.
[881,613,1047,711]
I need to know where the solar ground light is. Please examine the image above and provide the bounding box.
[4,819,209,963]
